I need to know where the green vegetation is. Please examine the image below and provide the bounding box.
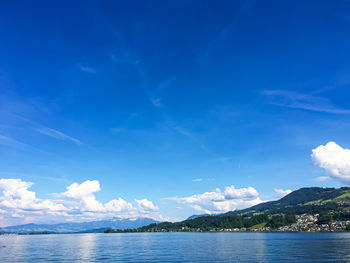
[249,222,266,230]
[316,213,332,225]
[225,187,350,216]
[266,214,296,228]
[105,213,296,233]
[332,191,350,202]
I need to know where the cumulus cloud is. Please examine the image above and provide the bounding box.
[61,180,101,199]
[59,180,104,212]
[105,198,134,213]
[274,188,292,198]
[0,179,162,226]
[61,181,104,212]
[224,185,259,200]
[135,199,159,212]
[166,185,262,214]
[0,179,66,212]
[311,141,350,184]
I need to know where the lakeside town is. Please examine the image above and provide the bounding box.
[214,214,350,233]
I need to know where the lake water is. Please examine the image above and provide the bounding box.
[0,232,349,262]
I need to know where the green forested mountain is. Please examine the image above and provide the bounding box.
[105,187,350,233]
[225,187,350,216]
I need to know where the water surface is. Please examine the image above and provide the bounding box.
[0,232,348,262]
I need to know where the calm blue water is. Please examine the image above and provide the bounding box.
[0,232,349,262]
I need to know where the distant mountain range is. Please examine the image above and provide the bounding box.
[0,217,158,234]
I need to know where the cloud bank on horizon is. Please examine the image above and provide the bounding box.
[166,186,294,215]
[0,179,161,227]
[0,177,293,227]
[165,185,262,214]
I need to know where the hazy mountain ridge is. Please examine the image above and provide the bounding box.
[0,217,158,234]
[186,214,210,220]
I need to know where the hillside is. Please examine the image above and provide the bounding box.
[105,187,350,233]
[225,187,350,216]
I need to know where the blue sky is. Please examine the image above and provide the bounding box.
[1,0,350,226]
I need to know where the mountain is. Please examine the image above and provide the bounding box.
[187,214,210,220]
[0,217,158,234]
[225,187,350,216]
[106,187,350,233]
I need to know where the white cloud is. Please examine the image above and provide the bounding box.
[105,198,134,212]
[166,185,262,214]
[61,180,101,199]
[135,199,159,212]
[0,179,162,226]
[224,185,259,200]
[311,141,350,184]
[0,179,66,212]
[274,188,292,198]
[59,180,104,212]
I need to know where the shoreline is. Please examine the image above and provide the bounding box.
[2,230,350,235]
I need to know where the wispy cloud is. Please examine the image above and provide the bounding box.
[110,127,126,133]
[192,178,203,182]
[196,0,254,63]
[214,156,236,162]
[145,77,175,108]
[77,64,96,73]
[0,172,70,184]
[174,126,208,152]
[110,51,175,109]
[149,97,163,108]
[313,176,331,182]
[263,90,350,115]
[0,134,29,149]
[33,126,83,145]
[3,112,84,146]
[111,51,208,152]
[0,133,50,154]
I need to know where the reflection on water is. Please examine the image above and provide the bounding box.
[78,233,97,261]
[0,232,350,262]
